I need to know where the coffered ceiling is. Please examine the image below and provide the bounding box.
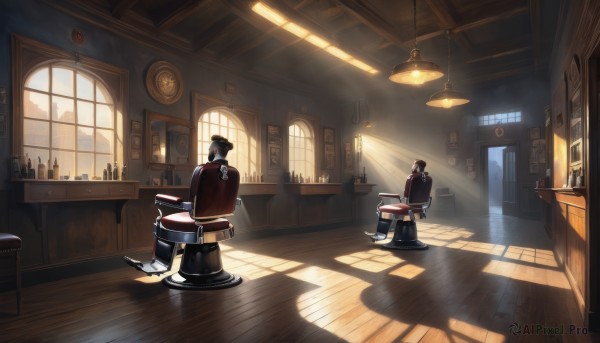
[47,0,562,96]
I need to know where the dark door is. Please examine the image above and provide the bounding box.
[502,145,518,216]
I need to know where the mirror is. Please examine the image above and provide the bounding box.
[145,110,193,168]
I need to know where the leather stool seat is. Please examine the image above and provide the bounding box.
[0,233,22,315]
[0,233,21,250]
[160,213,230,233]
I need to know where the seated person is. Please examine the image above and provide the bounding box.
[365,159,428,241]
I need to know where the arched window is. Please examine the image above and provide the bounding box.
[23,64,120,178]
[288,120,315,180]
[197,108,250,177]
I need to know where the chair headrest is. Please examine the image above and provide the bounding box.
[189,162,240,219]
[406,173,433,205]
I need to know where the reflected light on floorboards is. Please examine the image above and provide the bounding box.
[482,260,570,289]
[288,265,411,341]
[448,317,505,342]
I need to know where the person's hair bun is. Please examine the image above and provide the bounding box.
[211,134,234,150]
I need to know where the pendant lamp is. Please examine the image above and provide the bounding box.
[389,0,443,85]
[426,30,470,108]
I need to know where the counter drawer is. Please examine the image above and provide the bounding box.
[67,184,110,199]
[109,183,137,198]
[27,184,67,201]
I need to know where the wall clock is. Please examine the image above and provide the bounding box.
[146,61,183,105]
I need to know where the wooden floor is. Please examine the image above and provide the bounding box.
[0,214,597,342]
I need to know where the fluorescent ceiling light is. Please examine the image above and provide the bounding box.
[251,2,378,75]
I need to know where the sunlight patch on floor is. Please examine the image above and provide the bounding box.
[335,249,404,273]
[448,317,501,342]
[482,259,570,289]
[389,264,425,279]
[503,246,558,267]
[224,248,303,281]
[447,240,506,256]
[289,265,412,342]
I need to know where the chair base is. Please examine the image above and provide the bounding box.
[383,240,428,250]
[163,242,242,290]
[382,220,429,250]
[163,270,242,290]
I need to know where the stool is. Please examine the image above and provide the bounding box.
[0,233,22,315]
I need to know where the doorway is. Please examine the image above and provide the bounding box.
[486,145,517,215]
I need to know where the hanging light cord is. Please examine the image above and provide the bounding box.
[446,30,451,82]
[413,0,417,49]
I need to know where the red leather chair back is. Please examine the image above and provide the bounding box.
[406,173,433,205]
[189,162,240,219]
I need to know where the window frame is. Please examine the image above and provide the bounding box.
[22,64,118,177]
[192,92,259,176]
[11,34,128,165]
[287,113,319,180]
[477,110,523,126]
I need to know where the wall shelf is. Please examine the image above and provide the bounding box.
[285,183,342,195]
[238,183,277,196]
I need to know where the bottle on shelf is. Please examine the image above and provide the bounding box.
[53,158,59,180]
[113,161,119,181]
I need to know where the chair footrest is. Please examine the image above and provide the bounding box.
[123,256,169,276]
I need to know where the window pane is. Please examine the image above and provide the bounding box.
[96,104,114,128]
[52,123,75,150]
[51,96,75,123]
[51,150,75,179]
[96,82,112,104]
[24,91,49,119]
[25,67,49,92]
[96,129,113,153]
[78,126,94,151]
[52,67,74,97]
[77,101,94,126]
[24,119,49,147]
[77,152,94,177]
[76,73,94,101]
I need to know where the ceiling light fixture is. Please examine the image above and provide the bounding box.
[252,2,379,75]
[426,30,470,108]
[389,0,443,85]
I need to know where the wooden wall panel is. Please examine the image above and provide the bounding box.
[553,201,568,265]
[567,205,587,303]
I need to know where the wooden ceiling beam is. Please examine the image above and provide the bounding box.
[334,0,409,49]
[156,0,209,31]
[402,5,530,45]
[424,0,472,50]
[192,14,242,51]
[111,0,138,19]
[529,0,542,71]
[466,46,531,64]
[460,65,534,86]
[452,6,529,34]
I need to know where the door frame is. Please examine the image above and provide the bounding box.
[480,142,520,215]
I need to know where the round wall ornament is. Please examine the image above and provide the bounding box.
[494,127,505,138]
[146,61,183,105]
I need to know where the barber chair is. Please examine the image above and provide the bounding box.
[124,162,241,290]
[366,173,432,250]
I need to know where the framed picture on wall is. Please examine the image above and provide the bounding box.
[323,128,335,170]
[529,127,540,140]
[343,141,353,173]
[131,120,142,133]
[267,124,282,174]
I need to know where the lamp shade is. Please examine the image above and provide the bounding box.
[426,82,470,108]
[389,48,444,85]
